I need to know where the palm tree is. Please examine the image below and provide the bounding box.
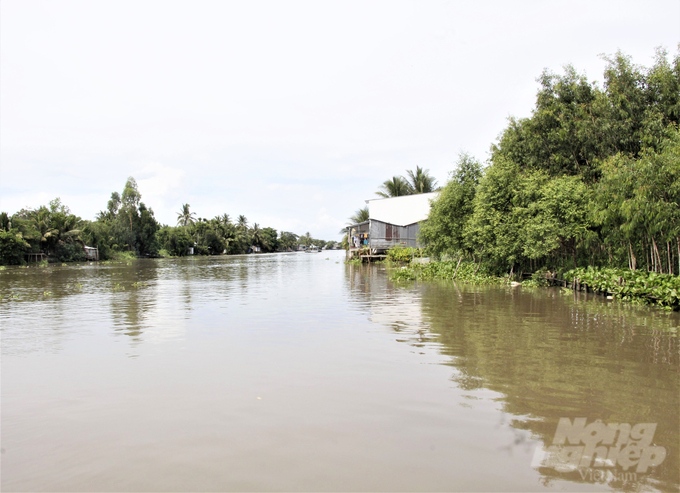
[177,204,196,227]
[219,214,231,225]
[341,206,369,233]
[405,166,438,194]
[250,223,263,248]
[237,215,248,229]
[376,176,411,198]
[349,206,369,224]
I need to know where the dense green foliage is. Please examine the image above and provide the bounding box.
[421,49,680,278]
[0,179,335,264]
[386,245,423,263]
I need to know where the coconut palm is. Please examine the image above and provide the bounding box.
[376,176,411,198]
[237,215,248,228]
[341,206,370,233]
[250,223,263,248]
[349,206,369,224]
[176,204,196,227]
[405,166,438,194]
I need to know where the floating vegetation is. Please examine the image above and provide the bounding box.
[565,267,680,309]
[132,282,148,287]
[112,283,125,292]
[0,266,6,271]
[74,283,83,290]
[61,263,68,266]
[43,290,52,297]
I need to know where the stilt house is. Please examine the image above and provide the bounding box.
[346,192,438,254]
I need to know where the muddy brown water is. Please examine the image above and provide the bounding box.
[1,252,678,492]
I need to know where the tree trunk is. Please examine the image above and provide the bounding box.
[652,237,663,274]
[452,256,463,279]
[629,242,637,271]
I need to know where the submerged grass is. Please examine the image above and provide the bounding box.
[390,259,505,285]
[111,251,137,261]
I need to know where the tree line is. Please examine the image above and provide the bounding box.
[0,178,335,264]
[420,48,680,277]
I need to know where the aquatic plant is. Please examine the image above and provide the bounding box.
[564,267,680,309]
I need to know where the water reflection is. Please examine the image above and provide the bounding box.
[345,264,679,491]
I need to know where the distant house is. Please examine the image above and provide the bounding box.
[346,192,438,254]
[83,246,99,261]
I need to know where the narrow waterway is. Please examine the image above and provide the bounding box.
[1,251,678,491]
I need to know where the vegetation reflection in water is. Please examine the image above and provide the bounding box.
[346,262,679,492]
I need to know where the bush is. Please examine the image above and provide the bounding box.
[0,230,30,265]
[390,259,502,284]
[54,243,87,262]
[387,246,423,263]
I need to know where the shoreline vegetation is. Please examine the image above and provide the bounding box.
[356,49,680,311]
[0,185,336,266]
[385,252,680,310]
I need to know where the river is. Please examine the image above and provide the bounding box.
[1,251,678,492]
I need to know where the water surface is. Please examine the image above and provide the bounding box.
[1,252,678,491]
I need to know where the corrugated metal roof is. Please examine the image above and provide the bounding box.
[365,192,439,227]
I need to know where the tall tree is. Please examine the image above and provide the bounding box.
[121,177,141,231]
[177,204,196,227]
[420,153,481,258]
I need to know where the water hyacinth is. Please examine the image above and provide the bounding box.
[565,267,680,309]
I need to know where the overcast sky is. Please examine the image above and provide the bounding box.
[2,0,679,240]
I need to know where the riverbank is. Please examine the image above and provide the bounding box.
[389,260,680,310]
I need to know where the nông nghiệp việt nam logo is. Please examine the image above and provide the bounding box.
[532,418,666,480]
